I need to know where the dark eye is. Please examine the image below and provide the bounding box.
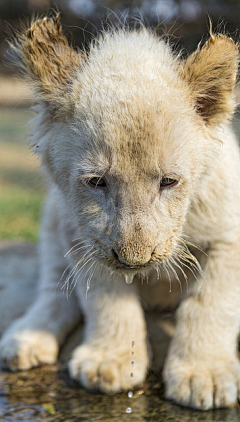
[160,177,178,189]
[87,177,107,189]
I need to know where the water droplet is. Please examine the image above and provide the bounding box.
[130,373,134,379]
[125,407,132,414]
[124,274,134,284]
[128,391,133,398]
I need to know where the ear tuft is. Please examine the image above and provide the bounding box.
[181,33,239,125]
[13,13,83,110]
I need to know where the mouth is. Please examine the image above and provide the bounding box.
[114,261,157,285]
[108,249,156,285]
[115,261,148,270]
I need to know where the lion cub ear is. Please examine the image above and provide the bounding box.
[181,33,239,125]
[14,14,82,113]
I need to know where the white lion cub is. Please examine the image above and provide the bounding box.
[1,14,240,410]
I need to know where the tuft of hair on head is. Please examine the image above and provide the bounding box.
[181,28,239,126]
[11,12,83,114]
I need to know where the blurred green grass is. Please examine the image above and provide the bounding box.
[0,107,45,242]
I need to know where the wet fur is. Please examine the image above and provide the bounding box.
[1,13,240,410]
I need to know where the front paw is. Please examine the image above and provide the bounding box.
[163,356,240,410]
[0,329,58,371]
[68,343,148,393]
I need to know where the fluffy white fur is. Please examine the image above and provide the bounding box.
[1,14,240,410]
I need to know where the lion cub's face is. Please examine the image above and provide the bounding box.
[63,85,202,272]
[18,16,238,275]
[46,73,213,274]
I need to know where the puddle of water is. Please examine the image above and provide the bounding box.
[1,360,240,421]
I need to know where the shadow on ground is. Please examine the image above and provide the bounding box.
[0,243,240,421]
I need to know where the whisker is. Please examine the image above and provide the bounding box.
[64,243,93,258]
[85,262,97,298]
[71,248,96,270]
[180,237,208,257]
[62,247,92,290]
[162,261,172,292]
[176,256,199,281]
[68,251,98,295]
[57,262,72,290]
[64,242,82,258]
[153,262,161,280]
[171,256,189,292]
[61,261,80,300]
[168,258,183,293]
[176,243,204,276]
[71,244,94,257]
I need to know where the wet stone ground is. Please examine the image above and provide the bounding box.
[1,365,240,422]
[0,243,240,421]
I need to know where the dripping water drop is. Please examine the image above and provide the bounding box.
[125,340,135,414]
[132,341,135,355]
[124,274,134,284]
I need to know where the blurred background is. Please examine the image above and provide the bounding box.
[0,0,240,243]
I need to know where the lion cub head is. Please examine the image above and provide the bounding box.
[15,14,238,276]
